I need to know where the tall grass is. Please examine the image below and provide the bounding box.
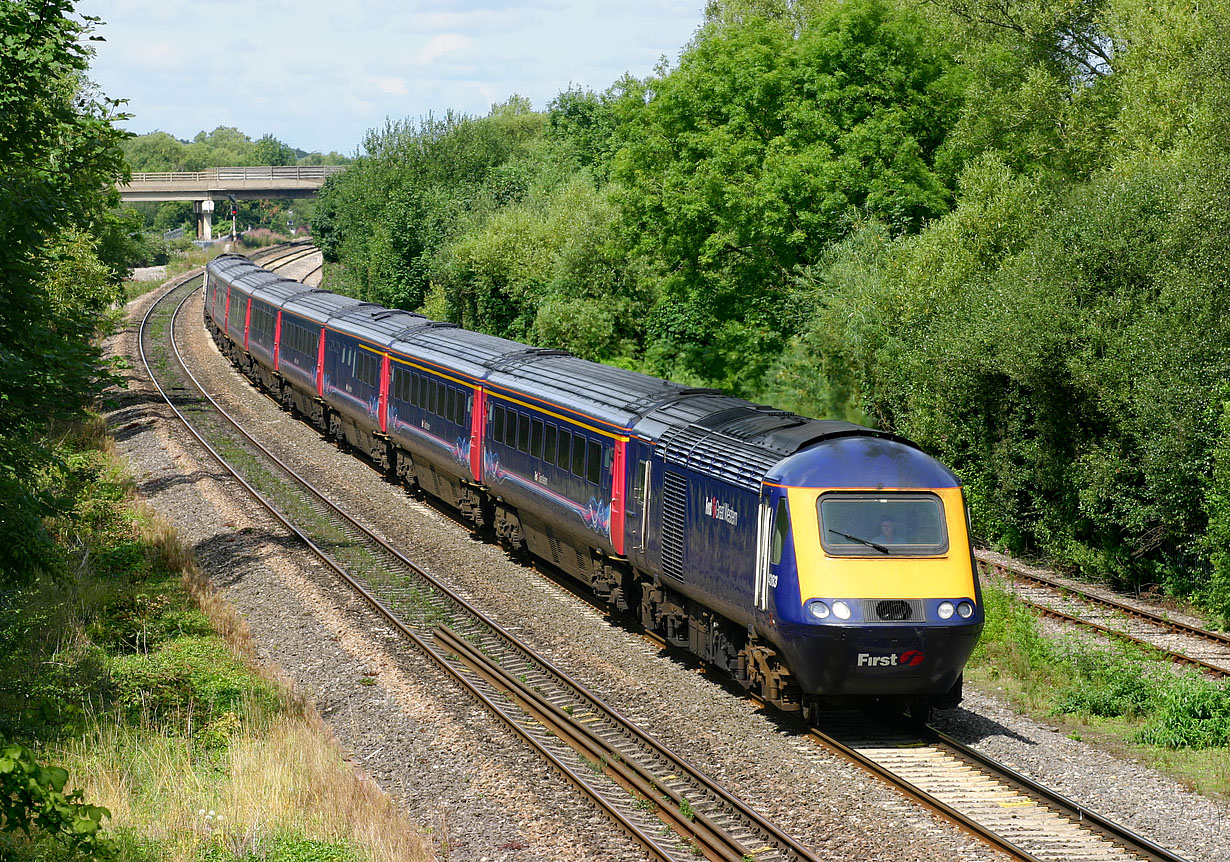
[59,706,427,862]
[967,580,1230,793]
[0,417,433,861]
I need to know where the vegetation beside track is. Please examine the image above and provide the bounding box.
[967,582,1230,796]
[0,417,432,861]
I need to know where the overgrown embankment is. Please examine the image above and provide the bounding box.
[966,583,1230,795]
[0,418,431,861]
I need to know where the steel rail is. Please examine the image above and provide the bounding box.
[435,626,780,862]
[805,726,1046,862]
[139,277,820,862]
[925,727,1192,862]
[976,554,1230,678]
[976,551,1230,648]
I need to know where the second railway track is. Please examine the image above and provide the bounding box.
[976,551,1230,678]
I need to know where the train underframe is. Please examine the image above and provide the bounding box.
[207,318,959,721]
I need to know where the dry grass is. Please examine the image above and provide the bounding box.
[60,705,432,862]
[64,441,436,861]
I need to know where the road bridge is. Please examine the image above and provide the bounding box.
[117,165,345,239]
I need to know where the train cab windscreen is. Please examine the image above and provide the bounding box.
[818,493,948,556]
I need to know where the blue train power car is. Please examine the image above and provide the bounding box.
[205,254,983,718]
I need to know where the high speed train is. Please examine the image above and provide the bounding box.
[204,253,983,719]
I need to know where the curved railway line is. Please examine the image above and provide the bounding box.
[975,551,1230,678]
[139,247,1210,862]
[143,269,824,862]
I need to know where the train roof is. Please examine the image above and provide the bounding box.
[328,305,431,347]
[280,289,364,325]
[249,278,315,306]
[768,434,959,490]
[209,255,278,292]
[485,353,695,432]
[390,325,531,383]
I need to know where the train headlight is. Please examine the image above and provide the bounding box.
[957,601,974,619]
[806,600,831,621]
[937,601,955,620]
[832,600,852,620]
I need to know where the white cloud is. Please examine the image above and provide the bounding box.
[78,0,703,153]
[416,33,475,65]
[373,77,409,95]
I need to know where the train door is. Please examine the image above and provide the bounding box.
[625,448,652,565]
[755,488,791,613]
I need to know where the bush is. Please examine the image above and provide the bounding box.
[0,742,115,860]
[108,637,280,729]
[1136,677,1230,749]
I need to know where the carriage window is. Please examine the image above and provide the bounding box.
[446,388,456,424]
[544,425,557,464]
[572,435,587,477]
[455,391,467,426]
[770,497,789,565]
[586,440,602,485]
[818,493,948,556]
[492,405,505,442]
[518,414,531,454]
[531,420,543,458]
[557,430,571,469]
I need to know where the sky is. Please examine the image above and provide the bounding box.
[77,1,706,156]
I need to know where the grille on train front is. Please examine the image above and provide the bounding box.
[862,599,926,622]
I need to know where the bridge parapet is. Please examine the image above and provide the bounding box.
[125,165,346,184]
[119,165,347,237]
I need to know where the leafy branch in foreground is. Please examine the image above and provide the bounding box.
[0,741,115,860]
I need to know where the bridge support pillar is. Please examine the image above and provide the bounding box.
[194,199,215,240]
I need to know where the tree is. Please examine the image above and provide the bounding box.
[253,133,296,166]
[0,0,129,585]
[614,0,966,393]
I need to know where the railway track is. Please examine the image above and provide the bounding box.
[140,272,825,862]
[808,715,1188,862]
[142,252,1199,862]
[247,238,320,274]
[976,551,1230,678]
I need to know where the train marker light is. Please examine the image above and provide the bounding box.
[938,601,955,620]
[957,601,974,618]
[806,600,831,621]
[832,600,852,620]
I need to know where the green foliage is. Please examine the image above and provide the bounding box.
[971,584,1230,751]
[1136,676,1230,749]
[252,133,297,167]
[0,0,129,587]
[1052,650,1159,718]
[109,637,280,728]
[199,834,363,862]
[0,439,268,746]
[0,741,115,860]
[614,0,966,392]
[315,101,551,311]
